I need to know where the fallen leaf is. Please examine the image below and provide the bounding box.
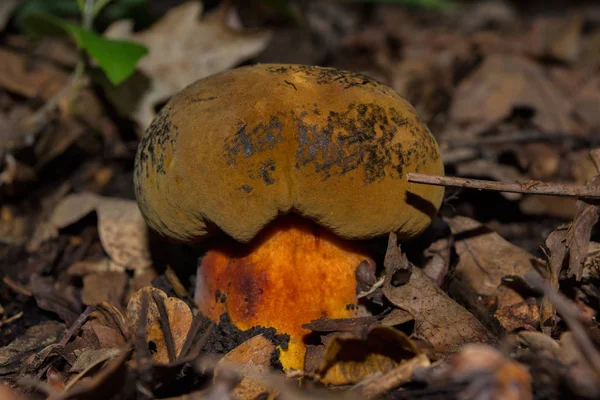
[519,195,578,220]
[383,265,496,354]
[528,15,583,63]
[316,325,421,385]
[81,271,128,308]
[47,192,152,270]
[516,143,561,180]
[450,54,578,134]
[215,335,277,400]
[429,344,532,400]
[0,321,65,376]
[127,287,193,364]
[574,75,600,131]
[0,384,25,400]
[559,332,600,397]
[446,216,536,328]
[494,297,539,332]
[104,1,272,128]
[69,347,123,374]
[29,274,81,325]
[96,197,152,270]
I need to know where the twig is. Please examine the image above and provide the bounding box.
[442,130,599,150]
[407,173,600,200]
[59,305,94,346]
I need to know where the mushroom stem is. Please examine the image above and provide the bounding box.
[195,216,375,370]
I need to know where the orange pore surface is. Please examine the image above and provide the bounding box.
[197,216,374,370]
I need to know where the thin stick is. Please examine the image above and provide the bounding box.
[407,173,600,199]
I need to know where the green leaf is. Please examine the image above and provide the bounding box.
[21,12,148,85]
[66,23,148,85]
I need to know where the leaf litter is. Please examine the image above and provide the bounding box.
[2,1,600,399]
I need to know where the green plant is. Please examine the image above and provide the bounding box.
[21,0,148,85]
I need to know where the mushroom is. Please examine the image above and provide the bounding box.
[134,64,444,370]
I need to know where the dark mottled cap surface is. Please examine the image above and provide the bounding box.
[134,64,444,243]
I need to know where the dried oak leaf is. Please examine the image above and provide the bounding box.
[446,216,536,329]
[315,325,421,386]
[127,287,193,364]
[450,54,578,134]
[104,1,272,129]
[574,75,600,131]
[215,335,277,400]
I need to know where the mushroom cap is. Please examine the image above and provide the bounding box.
[134,64,444,243]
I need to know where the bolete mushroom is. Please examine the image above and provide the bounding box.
[134,64,444,370]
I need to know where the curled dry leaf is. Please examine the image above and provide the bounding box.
[450,54,577,134]
[445,216,535,329]
[104,1,272,128]
[315,325,421,386]
[46,192,152,270]
[127,287,193,364]
[215,335,277,400]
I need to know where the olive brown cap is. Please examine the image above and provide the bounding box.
[134,64,444,243]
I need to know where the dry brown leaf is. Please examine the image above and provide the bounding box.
[0,321,65,376]
[316,325,420,386]
[81,271,128,308]
[69,347,123,374]
[516,143,561,180]
[0,384,25,400]
[574,75,600,131]
[450,54,577,133]
[104,1,272,128]
[215,335,277,400]
[559,332,600,397]
[383,266,495,354]
[47,192,152,270]
[528,15,583,63]
[568,150,598,185]
[430,344,532,400]
[96,197,151,270]
[446,216,535,328]
[519,195,578,220]
[127,287,193,364]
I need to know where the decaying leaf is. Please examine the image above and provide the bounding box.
[104,1,272,128]
[127,287,193,364]
[383,265,496,354]
[215,335,277,400]
[450,54,578,133]
[316,325,421,385]
[446,216,536,328]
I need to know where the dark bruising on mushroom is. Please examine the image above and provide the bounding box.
[223,116,284,167]
[135,103,179,179]
[294,103,440,184]
[265,65,387,91]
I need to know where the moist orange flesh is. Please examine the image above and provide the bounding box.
[197,216,374,370]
